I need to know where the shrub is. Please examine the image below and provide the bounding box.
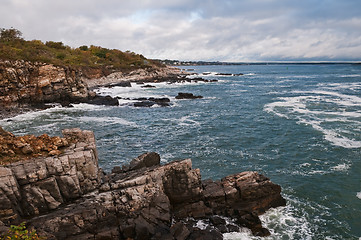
[79,45,88,51]
[45,41,66,49]
[56,52,66,60]
[0,222,43,240]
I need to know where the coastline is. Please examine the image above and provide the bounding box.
[0,128,286,239]
[0,60,191,120]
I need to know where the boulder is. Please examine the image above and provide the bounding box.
[133,97,171,107]
[87,95,119,106]
[123,152,161,171]
[175,92,203,99]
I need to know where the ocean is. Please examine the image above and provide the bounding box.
[1,64,361,239]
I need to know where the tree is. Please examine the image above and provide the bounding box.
[0,27,23,42]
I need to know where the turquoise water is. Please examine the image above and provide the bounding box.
[1,64,361,239]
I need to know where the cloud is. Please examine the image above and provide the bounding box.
[1,0,361,61]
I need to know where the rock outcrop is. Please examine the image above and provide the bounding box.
[0,128,100,226]
[85,66,189,89]
[0,128,286,239]
[0,60,88,112]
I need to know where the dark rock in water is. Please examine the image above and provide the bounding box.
[0,128,286,239]
[107,81,131,88]
[149,97,170,103]
[134,100,155,107]
[234,73,244,76]
[188,228,223,240]
[216,73,233,76]
[133,97,148,101]
[175,92,203,99]
[87,95,119,106]
[141,84,156,88]
[133,97,171,107]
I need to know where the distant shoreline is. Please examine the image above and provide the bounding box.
[162,60,361,66]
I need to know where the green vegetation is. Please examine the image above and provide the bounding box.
[0,28,163,71]
[0,222,43,240]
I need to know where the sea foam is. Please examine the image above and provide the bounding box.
[357,192,361,200]
[264,89,361,148]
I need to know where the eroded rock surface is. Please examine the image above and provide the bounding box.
[0,129,286,239]
[0,60,88,113]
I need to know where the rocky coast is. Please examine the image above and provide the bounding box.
[0,60,199,119]
[0,127,286,239]
[0,60,287,239]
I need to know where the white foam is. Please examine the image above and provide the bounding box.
[78,116,137,127]
[264,90,361,148]
[357,192,361,200]
[330,163,350,172]
[339,74,361,78]
[223,229,253,240]
[224,201,315,239]
[162,116,200,127]
[193,220,208,230]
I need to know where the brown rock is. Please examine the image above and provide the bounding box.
[0,129,286,239]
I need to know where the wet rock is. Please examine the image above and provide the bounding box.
[87,95,118,106]
[133,100,156,107]
[133,97,171,107]
[106,81,131,88]
[175,92,203,99]
[0,129,286,239]
[141,84,156,88]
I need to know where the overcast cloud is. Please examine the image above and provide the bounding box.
[1,0,361,61]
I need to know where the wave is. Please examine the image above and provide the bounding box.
[161,115,200,127]
[357,192,361,200]
[79,116,137,127]
[224,195,321,239]
[339,74,361,78]
[330,163,351,172]
[264,90,361,148]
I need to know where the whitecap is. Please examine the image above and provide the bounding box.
[78,116,137,127]
[264,90,361,148]
[330,163,350,172]
[339,74,361,78]
[162,116,200,127]
[356,192,361,200]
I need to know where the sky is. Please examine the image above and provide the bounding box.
[1,0,361,62]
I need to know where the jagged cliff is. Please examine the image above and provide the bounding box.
[0,128,286,239]
[0,60,89,116]
[0,60,192,118]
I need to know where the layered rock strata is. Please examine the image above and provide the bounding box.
[0,60,88,113]
[0,128,286,239]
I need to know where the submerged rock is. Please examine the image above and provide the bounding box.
[0,129,286,239]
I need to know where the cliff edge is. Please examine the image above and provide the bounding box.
[0,128,286,239]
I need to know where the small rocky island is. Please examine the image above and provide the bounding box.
[0,127,286,239]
